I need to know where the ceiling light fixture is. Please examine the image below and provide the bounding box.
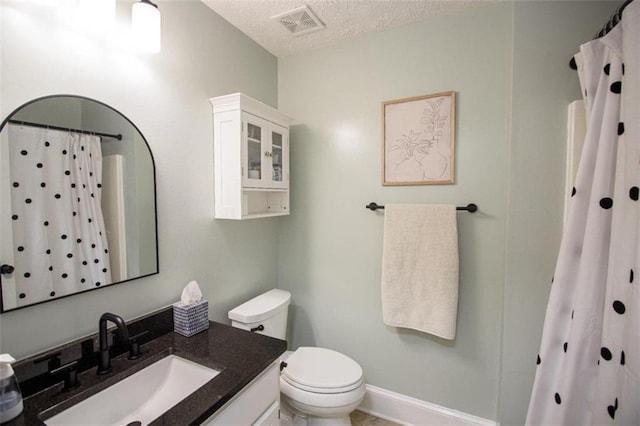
[132,0,161,53]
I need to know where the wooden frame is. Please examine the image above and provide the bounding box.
[382,91,455,185]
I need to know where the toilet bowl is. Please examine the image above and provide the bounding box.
[228,289,365,425]
[280,347,366,425]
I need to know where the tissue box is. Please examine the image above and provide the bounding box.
[173,300,209,337]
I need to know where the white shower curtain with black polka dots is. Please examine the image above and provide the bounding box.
[527,3,639,425]
[8,124,111,306]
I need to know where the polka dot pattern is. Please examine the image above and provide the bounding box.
[612,300,625,314]
[607,398,618,419]
[600,197,613,209]
[7,125,112,305]
[610,81,622,94]
[528,39,637,425]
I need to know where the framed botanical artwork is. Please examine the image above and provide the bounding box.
[381,91,455,185]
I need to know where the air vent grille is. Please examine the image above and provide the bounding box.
[272,5,325,37]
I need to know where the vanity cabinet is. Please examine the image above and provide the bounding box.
[210,93,292,219]
[204,360,280,425]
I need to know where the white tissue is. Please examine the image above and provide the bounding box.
[180,280,203,305]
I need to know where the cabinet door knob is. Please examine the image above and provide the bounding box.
[264,152,272,157]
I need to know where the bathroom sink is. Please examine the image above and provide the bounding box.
[44,354,220,426]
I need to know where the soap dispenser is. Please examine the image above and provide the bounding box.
[0,354,23,423]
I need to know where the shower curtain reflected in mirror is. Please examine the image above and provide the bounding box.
[527,2,639,424]
[8,124,111,307]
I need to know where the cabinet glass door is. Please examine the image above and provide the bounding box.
[246,121,262,182]
[270,124,288,189]
[271,131,283,183]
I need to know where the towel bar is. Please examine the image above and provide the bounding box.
[365,202,477,213]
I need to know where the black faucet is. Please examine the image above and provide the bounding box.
[97,313,129,375]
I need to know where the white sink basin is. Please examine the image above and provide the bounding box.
[45,354,220,426]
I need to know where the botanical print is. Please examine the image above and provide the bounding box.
[383,92,454,185]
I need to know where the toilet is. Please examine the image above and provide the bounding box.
[228,289,365,426]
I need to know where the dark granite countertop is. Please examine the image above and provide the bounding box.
[7,320,287,425]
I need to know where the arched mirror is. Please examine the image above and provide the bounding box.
[0,95,158,312]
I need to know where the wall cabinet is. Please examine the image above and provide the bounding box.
[210,93,292,219]
[204,361,280,425]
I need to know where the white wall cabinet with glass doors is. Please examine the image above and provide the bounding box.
[210,93,291,219]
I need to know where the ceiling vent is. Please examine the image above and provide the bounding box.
[272,5,325,37]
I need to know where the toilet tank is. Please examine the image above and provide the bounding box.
[228,289,291,339]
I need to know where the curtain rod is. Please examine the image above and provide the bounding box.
[569,0,634,69]
[593,0,634,38]
[8,119,123,141]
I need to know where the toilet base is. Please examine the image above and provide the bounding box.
[280,396,353,426]
[308,415,351,426]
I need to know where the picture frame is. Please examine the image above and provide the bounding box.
[381,91,455,185]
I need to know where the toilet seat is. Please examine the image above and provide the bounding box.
[281,347,364,394]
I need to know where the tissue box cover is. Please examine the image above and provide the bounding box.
[173,300,209,337]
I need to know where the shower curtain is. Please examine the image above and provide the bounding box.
[8,124,111,306]
[526,2,639,425]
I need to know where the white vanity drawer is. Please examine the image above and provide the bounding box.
[204,360,280,425]
[254,401,279,426]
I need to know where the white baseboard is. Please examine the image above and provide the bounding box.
[357,384,496,426]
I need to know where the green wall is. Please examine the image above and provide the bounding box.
[278,1,616,423]
[278,3,512,419]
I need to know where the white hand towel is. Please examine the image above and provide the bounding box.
[381,204,459,339]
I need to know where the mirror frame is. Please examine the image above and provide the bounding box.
[0,94,159,313]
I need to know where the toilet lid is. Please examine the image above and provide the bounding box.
[282,347,364,394]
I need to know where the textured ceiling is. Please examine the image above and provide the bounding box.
[201,0,496,58]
